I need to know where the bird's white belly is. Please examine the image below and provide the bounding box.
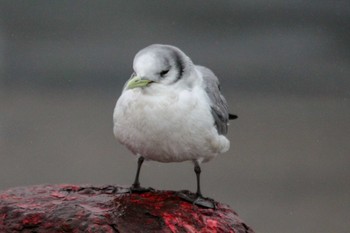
[113,87,230,163]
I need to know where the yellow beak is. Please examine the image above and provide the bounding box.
[126,76,153,89]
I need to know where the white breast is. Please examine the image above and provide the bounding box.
[113,85,230,163]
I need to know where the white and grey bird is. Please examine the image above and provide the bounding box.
[113,44,237,207]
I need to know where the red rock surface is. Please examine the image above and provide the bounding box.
[0,184,254,233]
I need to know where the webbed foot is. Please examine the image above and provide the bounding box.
[177,191,216,209]
[130,184,153,193]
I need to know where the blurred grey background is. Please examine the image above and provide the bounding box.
[1,1,349,232]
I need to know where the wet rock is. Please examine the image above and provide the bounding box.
[0,184,254,233]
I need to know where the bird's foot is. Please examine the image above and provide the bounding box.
[130,184,153,194]
[177,191,216,209]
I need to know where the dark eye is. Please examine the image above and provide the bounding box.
[160,69,169,77]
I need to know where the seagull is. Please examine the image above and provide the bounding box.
[113,44,237,208]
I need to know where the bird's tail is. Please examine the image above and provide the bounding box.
[229,113,238,120]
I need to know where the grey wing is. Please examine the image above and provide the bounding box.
[196,66,230,135]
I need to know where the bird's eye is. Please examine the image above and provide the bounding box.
[160,69,169,77]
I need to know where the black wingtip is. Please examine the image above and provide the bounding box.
[229,114,238,120]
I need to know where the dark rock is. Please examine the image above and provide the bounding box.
[0,184,254,233]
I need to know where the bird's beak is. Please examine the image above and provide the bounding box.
[126,76,153,89]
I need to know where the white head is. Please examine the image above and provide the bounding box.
[126,44,195,89]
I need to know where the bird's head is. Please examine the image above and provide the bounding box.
[126,44,194,90]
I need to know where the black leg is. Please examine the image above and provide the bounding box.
[177,161,215,209]
[132,156,144,189]
[194,162,202,197]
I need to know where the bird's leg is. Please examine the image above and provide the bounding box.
[130,156,151,193]
[194,162,202,197]
[132,156,144,189]
[192,161,216,208]
[177,161,216,209]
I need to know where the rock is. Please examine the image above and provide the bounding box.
[0,184,254,233]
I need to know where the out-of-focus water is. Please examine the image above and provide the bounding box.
[1,88,349,232]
